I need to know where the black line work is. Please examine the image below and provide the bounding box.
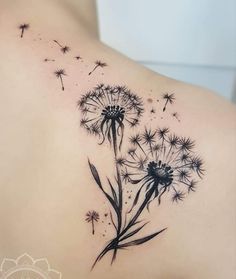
[75,56,82,61]
[53,40,70,54]
[172,112,180,122]
[77,84,144,156]
[89,61,107,75]
[89,127,204,268]
[54,69,66,91]
[44,58,55,62]
[18,23,30,38]
[162,93,175,112]
[86,211,100,235]
[78,85,204,269]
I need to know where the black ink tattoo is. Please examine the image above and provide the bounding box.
[44,58,55,62]
[88,61,107,75]
[172,112,180,122]
[162,93,175,112]
[85,211,100,235]
[53,40,70,54]
[54,69,66,91]
[150,108,156,114]
[18,23,30,38]
[88,127,204,268]
[78,84,143,156]
[75,55,82,61]
[78,85,204,268]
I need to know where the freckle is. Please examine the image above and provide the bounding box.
[125,202,127,204]
[147,98,153,103]
[102,221,104,223]
[108,223,111,225]
[157,99,159,102]
[103,234,105,237]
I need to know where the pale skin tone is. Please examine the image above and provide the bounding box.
[0,1,236,278]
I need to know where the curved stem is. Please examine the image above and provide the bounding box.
[119,184,157,239]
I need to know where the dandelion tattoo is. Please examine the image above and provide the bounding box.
[88,61,107,75]
[78,85,205,269]
[54,69,66,91]
[86,211,100,235]
[162,93,175,112]
[18,23,30,38]
[78,84,143,156]
[53,40,70,54]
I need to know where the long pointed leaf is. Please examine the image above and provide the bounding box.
[119,222,149,242]
[88,159,119,214]
[117,228,167,248]
[88,159,103,189]
[107,178,118,206]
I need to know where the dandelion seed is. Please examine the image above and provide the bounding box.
[18,23,30,38]
[53,40,70,54]
[172,112,180,122]
[162,93,175,112]
[172,191,185,202]
[89,60,107,75]
[54,69,66,91]
[44,58,55,62]
[85,211,100,235]
[75,55,82,61]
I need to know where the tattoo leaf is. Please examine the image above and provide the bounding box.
[119,222,149,242]
[107,178,118,206]
[118,228,167,248]
[88,160,119,214]
[88,159,103,189]
[128,184,145,213]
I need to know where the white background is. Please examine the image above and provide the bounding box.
[97,0,236,102]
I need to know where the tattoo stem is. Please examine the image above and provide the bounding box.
[163,100,168,112]
[20,29,24,38]
[59,75,64,91]
[91,184,158,269]
[88,65,99,76]
[92,219,95,235]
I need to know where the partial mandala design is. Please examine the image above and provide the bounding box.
[0,253,61,279]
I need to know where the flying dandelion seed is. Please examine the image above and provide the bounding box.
[85,211,100,235]
[172,112,180,122]
[44,58,55,62]
[54,69,66,91]
[75,55,82,61]
[77,84,144,156]
[18,23,30,38]
[89,61,107,75]
[162,93,175,112]
[53,40,70,54]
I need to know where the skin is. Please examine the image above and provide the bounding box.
[0,1,236,278]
